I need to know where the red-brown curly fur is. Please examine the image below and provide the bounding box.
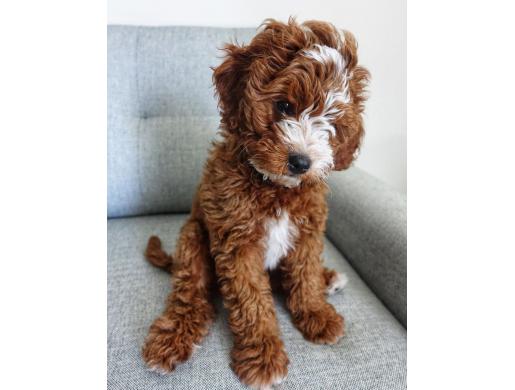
[142,18,369,389]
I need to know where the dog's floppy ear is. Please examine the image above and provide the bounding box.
[333,119,364,171]
[332,31,370,171]
[340,30,359,71]
[212,44,251,132]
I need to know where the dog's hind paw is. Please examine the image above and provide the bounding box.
[326,272,348,295]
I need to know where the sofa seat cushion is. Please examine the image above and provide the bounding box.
[107,214,406,389]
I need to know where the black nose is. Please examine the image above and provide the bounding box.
[288,153,311,174]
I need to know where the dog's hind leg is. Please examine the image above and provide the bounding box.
[323,267,349,295]
[271,267,348,296]
[142,217,215,373]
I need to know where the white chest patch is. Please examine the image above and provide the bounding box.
[263,211,298,270]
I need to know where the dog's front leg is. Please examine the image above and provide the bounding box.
[215,243,289,390]
[281,231,344,345]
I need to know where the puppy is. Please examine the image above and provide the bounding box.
[142,18,369,389]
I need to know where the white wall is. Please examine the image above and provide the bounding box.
[108,0,406,193]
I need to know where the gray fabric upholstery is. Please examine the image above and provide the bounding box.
[107,26,257,218]
[326,168,407,327]
[108,214,406,390]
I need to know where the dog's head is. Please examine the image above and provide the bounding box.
[213,19,369,187]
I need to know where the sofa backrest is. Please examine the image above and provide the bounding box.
[108,26,256,218]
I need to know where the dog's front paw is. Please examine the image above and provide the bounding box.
[231,336,289,389]
[293,304,344,345]
[142,316,196,374]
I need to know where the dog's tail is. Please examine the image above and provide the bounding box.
[144,236,173,273]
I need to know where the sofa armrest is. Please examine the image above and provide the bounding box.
[326,167,407,327]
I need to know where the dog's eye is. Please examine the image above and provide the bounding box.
[276,101,294,116]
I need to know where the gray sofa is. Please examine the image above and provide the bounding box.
[107,26,407,390]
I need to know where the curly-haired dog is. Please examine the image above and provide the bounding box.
[142,18,369,389]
